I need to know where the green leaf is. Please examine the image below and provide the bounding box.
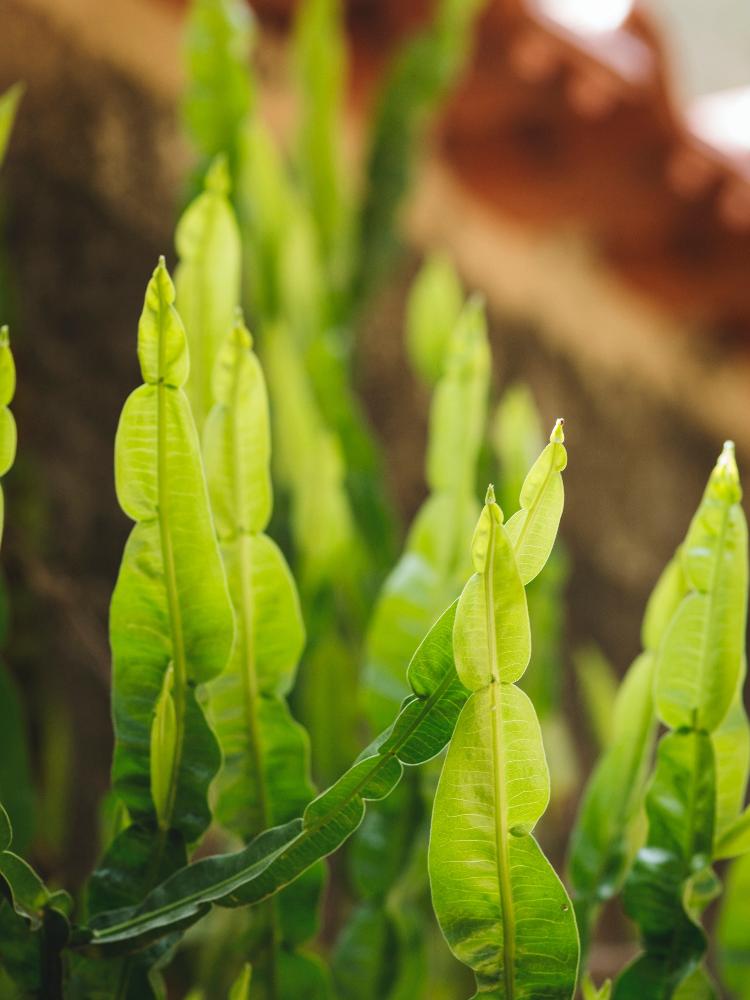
[175,156,242,431]
[717,852,750,998]
[568,652,657,953]
[405,253,464,385]
[229,962,252,1000]
[0,802,10,852]
[655,441,748,732]
[203,316,319,992]
[573,644,619,752]
[361,294,488,732]
[0,327,17,545]
[426,297,490,498]
[83,602,468,952]
[109,259,234,841]
[453,494,530,689]
[429,491,579,998]
[150,666,178,832]
[615,731,715,999]
[712,676,750,848]
[0,84,23,168]
[183,0,253,179]
[504,418,566,586]
[492,384,544,520]
[582,975,612,1000]
[351,0,485,304]
[293,0,350,294]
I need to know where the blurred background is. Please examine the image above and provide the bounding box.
[0,0,749,991]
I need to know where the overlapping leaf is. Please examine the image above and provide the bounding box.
[109,259,234,842]
[176,157,242,431]
[429,426,578,999]
[82,601,468,953]
[614,443,749,998]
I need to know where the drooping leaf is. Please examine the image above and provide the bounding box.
[429,487,579,998]
[82,602,468,953]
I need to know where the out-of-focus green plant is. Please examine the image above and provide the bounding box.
[351,0,486,306]
[717,851,750,998]
[0,84,23,169]
[204,314,327,996]
[334,278,490,1000]
[574,644,619,752]
[613,442,748,997]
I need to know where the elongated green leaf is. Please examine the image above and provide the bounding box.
[82,602,468,952]
[204,316,320,996]
[176,157,242,431]
[0,84,23,168]
[183,0,253,181]
[573,645,619,752]
[504,418,566,587]
[717,852,750,998]
[429,487,579,998]
[293,0,350,296]
[568,653,656,951]
[110,259,234,841]
[655,441,747,732]
[406,254,464,386]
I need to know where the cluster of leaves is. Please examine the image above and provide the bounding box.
[2,2,750,997]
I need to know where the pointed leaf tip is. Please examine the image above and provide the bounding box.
[205,154,231,196]
[485,483,496,506]
[711,439,741,503]
[550,418,565,444]
[0,326,8,347]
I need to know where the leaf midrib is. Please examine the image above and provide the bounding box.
[485,514,516,998]
[229,349,281,1000]
[156,294,188,832]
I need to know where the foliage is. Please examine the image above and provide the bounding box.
[429,429,580,999]
[2,4,750,1000]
